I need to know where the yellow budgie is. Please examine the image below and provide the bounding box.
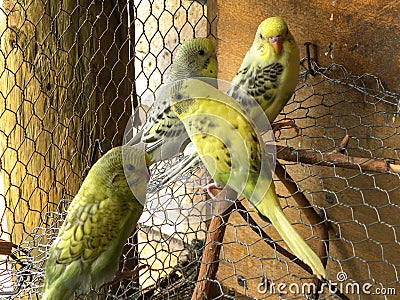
[228,16,300,123]
[42,146,150,300]
[169,78,325,279]
[131,38,218,163]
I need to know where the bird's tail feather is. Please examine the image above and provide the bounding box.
[268,205,326,279]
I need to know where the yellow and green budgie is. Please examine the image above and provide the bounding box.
[42,146,150,300]
[169,78,326,279]
[228,16,300,123]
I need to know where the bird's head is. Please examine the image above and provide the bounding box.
[254,17,291,56]
[122,147,150,203]
[91,146,150,203]
[171,37,218,80]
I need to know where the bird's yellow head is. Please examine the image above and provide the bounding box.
[254,17,291,56]
[171,37,218,80]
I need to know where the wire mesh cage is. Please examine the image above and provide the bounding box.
[0,0,399,299]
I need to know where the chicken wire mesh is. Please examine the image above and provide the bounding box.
[0,0,399,299]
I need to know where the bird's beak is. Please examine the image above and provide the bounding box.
[269,36,283,54]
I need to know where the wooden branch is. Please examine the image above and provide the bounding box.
[275,161,326,229]
[191,188,237,300]
[275,161,329,300]
[332,135,350,153]
[276,145,400,174]
[0,240,13,255]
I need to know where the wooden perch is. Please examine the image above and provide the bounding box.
[191,188,237,300]
[0,240,14,255]
[275,144,400,174]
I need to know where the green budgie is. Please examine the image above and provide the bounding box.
[42,146,150,300]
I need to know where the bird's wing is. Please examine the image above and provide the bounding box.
[228,62,284,119]
[53,190,132,264]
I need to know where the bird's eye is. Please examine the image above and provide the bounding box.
[175,93,183,100]
[126,164,135,172]
[259,33,263,39]
[197,49,205,56]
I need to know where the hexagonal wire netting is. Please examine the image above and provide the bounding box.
[0,1,399,299]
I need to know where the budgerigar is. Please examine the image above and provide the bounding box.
[229,16,300,123]
[169,78,325,279]
[133,37,218,163]
[163,17,299,183]
[42,146,150,300]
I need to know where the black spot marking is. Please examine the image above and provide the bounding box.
[263,94,272,101]
[174,105,182,115]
